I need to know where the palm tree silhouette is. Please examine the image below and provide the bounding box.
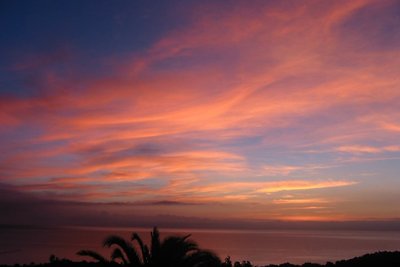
[77,250,110,265]
[77,227,221,267]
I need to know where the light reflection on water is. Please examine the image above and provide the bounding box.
[0,227,399,265]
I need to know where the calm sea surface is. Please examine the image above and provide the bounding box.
[0,227,399,266]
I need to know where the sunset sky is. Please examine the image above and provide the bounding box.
[1,0,400,228]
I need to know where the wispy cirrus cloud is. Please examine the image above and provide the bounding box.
[273,198,328,205]
[262,164,333,176]
[336,145,400,154]
[1,0,399,221]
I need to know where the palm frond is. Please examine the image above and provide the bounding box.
[103,235,141,266]
[162,236,198,254]
[158,235,199,265]
[77,250,109,264]
[111,248,128,265]
[131,232,150,264]
[183,250,221,267]
[182,234,191,240]
[150,227,161,259]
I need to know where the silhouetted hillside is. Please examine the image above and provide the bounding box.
[332,251,400,267]
[259,251,400,267]
[1,251,399,267]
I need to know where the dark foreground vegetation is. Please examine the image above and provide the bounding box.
[2,251,400,267]
[1,228,399,267]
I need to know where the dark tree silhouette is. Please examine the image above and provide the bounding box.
[103,235,141,266]
[110,248,128,265]
[77,250,109,264]
[77,227,221,267]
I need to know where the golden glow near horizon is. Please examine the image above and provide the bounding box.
[1,0,400,223]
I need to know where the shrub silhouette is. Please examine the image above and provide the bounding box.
[77,227,221,267]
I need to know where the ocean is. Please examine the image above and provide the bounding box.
[0,227,399,266]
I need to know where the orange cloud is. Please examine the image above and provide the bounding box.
[1,0,399,221]
[336,145,400,154]
[262,164,332,176]
[273,198,328,205]
[256,180,356,194]
[336,145,382,154]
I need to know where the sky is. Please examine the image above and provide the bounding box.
[0,0,400,228]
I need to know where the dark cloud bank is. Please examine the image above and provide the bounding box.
[1,183,399,231]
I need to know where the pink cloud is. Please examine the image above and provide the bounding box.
[1,0,399,221]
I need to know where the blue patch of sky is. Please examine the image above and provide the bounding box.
[0,124,43,150]
[0,0,190,96]
[337,1,400,52]
[0,1,183,57]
